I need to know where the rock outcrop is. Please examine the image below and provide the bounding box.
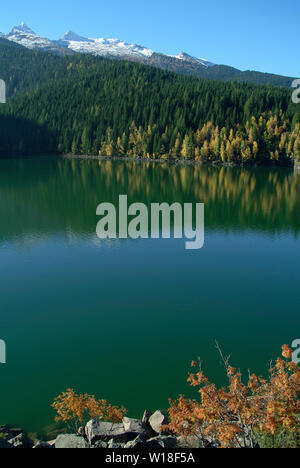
[148,410,169,434]
[0,410,224,448]
[55,434,89,449]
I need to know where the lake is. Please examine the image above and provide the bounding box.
[0,157,299,435]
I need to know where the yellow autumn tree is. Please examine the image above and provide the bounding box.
[166,345,300,448]
[52,389,127,432]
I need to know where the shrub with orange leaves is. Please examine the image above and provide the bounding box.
[166,345,300,448]
[52,389,127,432]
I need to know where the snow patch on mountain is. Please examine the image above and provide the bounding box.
[3,23,213,65]
[7,23,56,50]
[58,33,154,58]
[169,52,215,68]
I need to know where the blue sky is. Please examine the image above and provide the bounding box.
[1,0,299,77]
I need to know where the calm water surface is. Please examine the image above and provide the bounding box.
[0,157,299,434]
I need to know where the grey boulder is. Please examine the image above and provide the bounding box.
[148,411,168,434]
[55,434,89,449]
[123,417,151,438]
[86,420,127,445]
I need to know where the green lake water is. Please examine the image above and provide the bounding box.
[0,157,299,435]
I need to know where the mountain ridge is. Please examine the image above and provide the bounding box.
[1,23,296,88]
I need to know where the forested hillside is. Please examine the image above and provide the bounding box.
[0,38,105,97]
[0,50,299,163]
[0,37,296,100]
[132,54,295,88]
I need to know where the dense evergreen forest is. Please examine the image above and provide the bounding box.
[0,40,299,163]
[0,37,109,97]
[133,54,295,88]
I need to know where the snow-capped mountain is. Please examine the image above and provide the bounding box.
[4,23,214,66]
[1,23,294,88]
[6,22,56,50]
[57,31,154,58]
[11,22,35,35]
[60,31,93,43]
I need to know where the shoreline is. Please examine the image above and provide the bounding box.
[0,410,194,449]
[62,153,237,167]
[62,153,295,169]
[0,408,247,449]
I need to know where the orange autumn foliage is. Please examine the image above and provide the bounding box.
[52,389,127,431]
[166,345,300,448]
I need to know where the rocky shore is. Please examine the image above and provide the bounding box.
[0,410,211,449]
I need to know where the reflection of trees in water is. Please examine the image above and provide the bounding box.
[0,158,299,240]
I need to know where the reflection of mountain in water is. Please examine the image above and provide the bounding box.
[0,157,299,244]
